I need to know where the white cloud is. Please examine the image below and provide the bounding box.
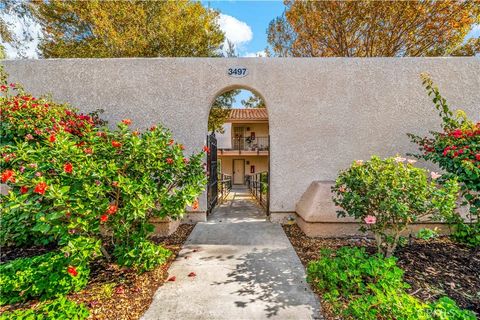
[243,50,266,57]
[218,13,253,48]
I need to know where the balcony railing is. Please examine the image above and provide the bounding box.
[220,136,269,152]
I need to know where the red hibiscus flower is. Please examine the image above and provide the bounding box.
[203,146,210,153]
[1,169,15,183]
[34,182,48,195]
[64,162,73,174]
[451,129,462,139]
[49,134,56,143]
[121,119,132,125]
[476,154,480,161]
[20,186,29,194]
[100,214,109,223]
[192,199,199,210]
[166,158,174,164]
[111,140,122,148]
[106,204,117,215]
[84,148,93,154]
[168,139,175,145]
[67,266,78,277]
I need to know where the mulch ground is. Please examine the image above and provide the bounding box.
[0,224,194,320]
[283,224,480,319]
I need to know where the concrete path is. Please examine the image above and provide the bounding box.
[142,187,322,320]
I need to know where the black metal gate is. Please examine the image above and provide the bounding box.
[206,133,218,214]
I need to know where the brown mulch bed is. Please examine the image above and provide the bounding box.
[0,224,194,320]
[283,224,480,318]
[1,242,59,263]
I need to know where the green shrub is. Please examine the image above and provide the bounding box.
[0,252,89,305]
[113,238,172,273]
[332,155,459,257]
[0,296,89,320]
[408,74,480,247]
[429,297,477,320]
[345,288,431,320]
[307,247,406,302]
[307,247,477,320]
[416,228,440,241]
[0,68,206,275]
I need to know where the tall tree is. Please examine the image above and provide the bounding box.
[241,94,266,108]
[0,18,11,59]
[208,89,240,134]
[1,0,40,59]
[29,0,225,58]
[268,0,480,57]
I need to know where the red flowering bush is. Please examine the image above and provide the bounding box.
[408,74,480,247]
[332,156,459,257]
[0,88,94,148]
[0,68,206,273]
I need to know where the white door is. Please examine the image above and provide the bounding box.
[233,159,245,184]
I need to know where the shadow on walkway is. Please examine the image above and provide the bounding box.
[141,185,322,320]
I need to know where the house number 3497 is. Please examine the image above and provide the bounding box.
[227,67,248,78]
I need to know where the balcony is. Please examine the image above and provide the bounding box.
[218,136,269,156]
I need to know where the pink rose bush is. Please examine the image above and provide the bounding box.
[332,155,459,257]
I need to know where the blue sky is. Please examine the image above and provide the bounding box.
[201,1,286,106]
[202,0,285,57]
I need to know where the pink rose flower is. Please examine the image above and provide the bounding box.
[430,172,442,180]
[364,215,376,224]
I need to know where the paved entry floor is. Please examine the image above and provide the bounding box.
[142,187,322,320]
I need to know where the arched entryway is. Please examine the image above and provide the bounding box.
[206,87,270,217]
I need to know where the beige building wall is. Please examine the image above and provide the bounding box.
[3,58,480,216]
[231,123,269,138]
[219,156,268,182]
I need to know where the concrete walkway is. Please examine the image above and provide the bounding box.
[142,187,322,320]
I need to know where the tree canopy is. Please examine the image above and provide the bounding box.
[208,89,240,134]
[28,0,225,58]
[268,0,480,57]
[241,95,266,109]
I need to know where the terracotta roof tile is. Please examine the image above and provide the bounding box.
[228,108,268,121]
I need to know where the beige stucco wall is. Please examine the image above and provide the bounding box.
[2,58,480,215]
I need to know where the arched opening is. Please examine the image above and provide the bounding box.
[206,88,269,218]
